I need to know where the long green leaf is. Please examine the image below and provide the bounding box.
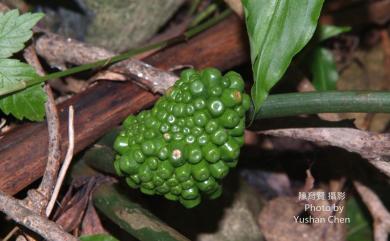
[242,0,324,115]
[310,47,338,91]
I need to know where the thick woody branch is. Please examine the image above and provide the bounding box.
[260,128,390,177]
[354,181,390,241]
[0,191,77,241]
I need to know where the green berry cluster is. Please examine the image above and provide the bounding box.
[113,68,250,208]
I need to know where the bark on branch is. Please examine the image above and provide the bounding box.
[260,128,390,177]
[0,191,78,241]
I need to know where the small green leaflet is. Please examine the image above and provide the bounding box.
[310,47,338,91]
[242,0,324,116]
[0,10,46,121]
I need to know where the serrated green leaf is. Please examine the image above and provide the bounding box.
[80,234,119,241]
[0,9,44,58]
[242,0,324,115]
[310,47,338,91]
[0,84,46,121]
[0,58,45,121]
[317,25,351,42]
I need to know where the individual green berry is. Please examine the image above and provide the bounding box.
[167,177,179,187]
[175,164,191,182]
[171,185,182,195]
[138,165,153,182]
[225,71,245,91]
[169,147,186,167]
[114,160,123,176]
[123,115,136,128]
[141,181,155,190]
[152,175,164,186]
[133,149,145,163]
[186,104,195,115]
[207,98,225,117]
[140,186,155,195]
[145,157,159,170]
[197,134,209,145]
[119,155,139,175]
[205,120,219,134]
[220,138,240,161]
[219,109,240,128]
[181,178,195,190]
[202,143,221,163]
[185,135,196,144]
[221,89,242,108]
[197,177,218,192]
[194,98,206,110]
[191,160,210,181]
[181,187,199,200]
[194,109,209,127]
[208,186,223,199]
[229,119,245,136]
[113,135,129,154]
[209,161,229,179]
[126,177,139,188]
[242,93,251,111]
[201,67,222,87]
[165,193,179,201]
[210,128,228,145]
[156,183,170,194]
[156,161,174,179]
[141,140,155,156]
[173,103,186,117]
[129,174,141,185]
[158,146,169,160]
[209,85,223,97]
[190,80,206,97]
[180,68,196,82]
[187,146,202,164]
[180,196,201,208]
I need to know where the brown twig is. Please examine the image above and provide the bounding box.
[354,181,390,241]
[34,31,178,94]
[46,106,75,217]
[0,191,78,241]
[23,46,62,214]
[0,118,5,129]
[260,128,390,177]
[34,85,61,212]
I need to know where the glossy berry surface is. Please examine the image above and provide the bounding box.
[113,68,250,208]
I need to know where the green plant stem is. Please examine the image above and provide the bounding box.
[188,0,201,16]
[190,3,218,27]
[0,9,232,97]
[255,91,390,119]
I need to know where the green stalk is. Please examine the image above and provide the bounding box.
[0,9,232,97]
[189,3,218,27]
[188,0,201,16]
[255,91,390,119]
